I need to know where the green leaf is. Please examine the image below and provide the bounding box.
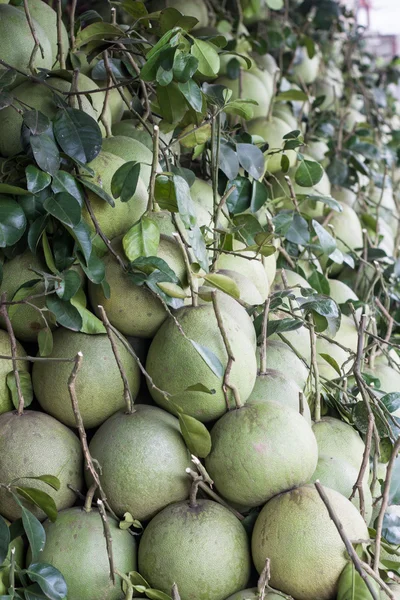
[30,133,60,176]
[337,562,379,600]
[79,177,115,207]
[308,270,330,295]
[119,513,143,531]
[250,179,269,212]
[156,282,187,299]
[267,318,303,336]
[54,108,102,165]
[156,82,188,124]
[8,279,42,321]
[159,7,198,33]
[303,36,316,59]
[225,99,257,120]
[189,340,224,378]
[23,583,51,599]
[15,487,57,522]
[23,475,60,492]
[173,52,199,83]
[319,353,341,376]
[20,504,46,563]
[123,217,160,262]
[0,184,31,196]
[191,38,220,77]
[156,65,173,86]
[381,393,400,414]
[266,0,284,9]
[326,157,349,186]
[111,161,141,202]
[178,79,203,113]
[75,22,122,47]
[55,269,82,301]
[24,563,67,600]
[23,110,51,135]
[43,193,82,228]
[79,251,105,284]
[226,177,252,215]
[179,123,211,148]
[275,89,308,102]
[6,371,33,410]
[179,413,212,457]
[68,220,92,263]
[174,175,196,229]
[204,273,240,299]
[70,289,105,334]
[28,215,48,254]
[312,220,337,255]
[38,327,53,357]
[219,141,240,180]
[0,515,9,565]
[187,226,208,272]
[295,160,324,187]
[46,296,83,331]
[51,171,84,206]
[236,143,265,180]
[145,590,173,600]
[42,230,58,275]
[0,199,27,248]
[26,166,51,194]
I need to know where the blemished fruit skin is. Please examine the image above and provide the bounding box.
[145,305,257,422]
[312,417,366,476]
[88,235,187,338]
[87,405,192,521]
[246,369,312,424]
[205,402,318,507]
[262,340,309,389]
[138,499,251,600]
[0,411,83,521]
[251,485,369,600]
[34,508,137,600]
[32,329,141,429]
[82,151,148,240]
[101,135,154,187]
[0,5,53,91]
[0,250,54,342]
[0,330,29,415]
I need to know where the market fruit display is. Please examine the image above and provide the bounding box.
[0,1,400,600]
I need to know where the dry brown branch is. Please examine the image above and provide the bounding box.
[97,499,116,585]
[0,293,24,415]
[349,413,373,521]
[56,0,66,69]
[147,125,160,212]
[23,0,44,73]
[309,316,321,422]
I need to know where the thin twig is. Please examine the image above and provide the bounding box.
[258,558,271,600]
[97,499,116,585]
[100,51,113,137]
[284,175,300,212]
[0,293,24,415]
[56,0,66,69]
[375,297,394,343]
[173,232,198,307]
[259,298,270,375]
[185,468,244,520]
[299,391,304,416]
[349,413,373,521]
[314,481,379,600]
[117,42,151,121]
[147,125,159,212]
[171,583,181,600]
[360,561,395,600]
[70,68,83,110]
[97,305,134,414]
[309,316,321,422]
[70,0,77,48]
[278,245,296,269]
[23,0,44,73]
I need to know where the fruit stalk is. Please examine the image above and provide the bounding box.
[348,413,374,521]
[97,499,116,585]
[23,0,44,73]
[147,125,160,212]
[171,583,181,600]
[70,0,77,49]
[186,467,244,520]
[98,304,135,414]
[56,0,66,69]
[0,293,25,416]
[308,315,321,423]
[211,108,221,259]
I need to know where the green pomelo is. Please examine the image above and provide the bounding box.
[32,329,141,429]
[112,119,171,151]
[150,0,209,29]
[319,202,363,275]
[146,305,257,422]
[225,590,284,600]
[368,186,398,235]
[87,405,191,521]
[215,71,272,120]
[344,107,365,131]
[88,235,186,338]
[328,278,359,306]
[101,135,154,187]
[272,105,298,130]
[216,269,263,305]
[0,5,53,91]
[0,330,29,415]
[190,177,228,229]
[0,519,24,594]
[206,402,318,507]
[309,455,373,523]
[261,340,309,389]
[252,53,279,76]
[247,116,297,174]
[332,186,357,208]
[268,310,312,364]
[214,240,270,301]
[249,65,274,99]
[315,68,344,111]
[138,499,251,600]
[292,47,321,84]
[272,267,309,291]
[35,507,137,600]
[82,151,148,239]
[337,262,376,302]
[251,485,369,600]
[307,139,329,164]
[366,363,400,399]
[247,369,311,424]
[0,410,83,521]
[312,417,366,474]
[0,250,55,342]
[315,314,358,379]
[17,0,69,64]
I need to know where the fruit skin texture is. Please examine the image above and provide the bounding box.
[138,499,251,600]
[35,507,137,600]
[0,411,83,521]
[101,135,154,186]
[0,330,29,415]
[262,340,309,389]
[0,5,53,91]
[32,329,141,429]
[88,235,187,338]
[205,402,318,507]
[312,417,366,475]
[82,151,148,240]
[251,485,369,600]
[146,305,257,422]
[87,405,191,521]
[246,369,312,424]
[215,72,272,120]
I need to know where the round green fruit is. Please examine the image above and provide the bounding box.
[247,116,297,174]
[0,330,29,415]
[32,329,141,429]
[225,591,284,600]
[0,410,83,521]
[146,304,257,422]
[312,417,366,474]
[88,235,186,338]
[206,402,318,507]
[150,0,209,29]
[268,310,312,363]
[315,314,358,379]
[261,340,309,389]
[319,202,363,275]
[101,135,154,187]
[332,186,357,208]
[251,485,369,600]
[87,405,191,521]
[36,507,137,600]
[215,71,272,120]
[138,499,251,600]
[306,139,329,164]
[216,269,263,305]
[292,46,321,84]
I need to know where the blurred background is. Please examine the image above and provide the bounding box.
[343,0,400,58]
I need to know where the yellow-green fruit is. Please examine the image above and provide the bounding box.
[272,105,298,130]
[262,340,309,389]
[87,405,191,521]
[0,250,54,342]
[367,363,400,396]
[328,278,359,307]
[82,151,148,239]
[0,330,29,415]
[319,202,363,275]
[206,402,317,507]
[247,116,297,174]
[88,235,186,338]
[0,519,24,594]
[312,417,366,474]
[36,508,137,600]
[138,499,251,600]
[0,410,83,521]
[190,178,228,229]
[247,369,311,424]
[332,186,357,208]
[112,119,157,151]
[32,329,141,429]
[216,269,263,305]
[215,72,272,120]
[315,314,358,379]
[292,47,321,84]
[101,135,154,187]
[269,311,312,364]
[150,0,208,29]
[309,455,373,523]
[146,305,257,422]
[251,485,369,600]
[226,591,284,600]
[344,108,365,131]
[307,139,329,164]
[272,267,309,292]
[315,66,344,111]
[214,240,269,301]
[0,5,53,90]
[17,0,69,64]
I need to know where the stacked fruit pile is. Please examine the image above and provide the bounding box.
[0,1,400,599]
